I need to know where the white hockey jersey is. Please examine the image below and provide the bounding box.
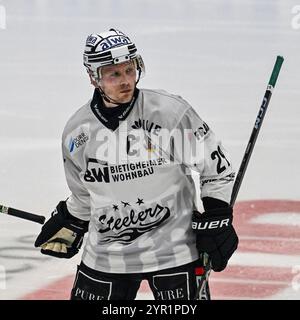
[62,88,234,273]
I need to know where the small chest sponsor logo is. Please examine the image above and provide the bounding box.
[193,121,210,140]
[69,132,89,153]
[131,118,162,135]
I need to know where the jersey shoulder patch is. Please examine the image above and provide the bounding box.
[62,100,92,155]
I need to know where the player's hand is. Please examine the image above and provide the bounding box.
[34,201,89,258]
[192,207,238,272]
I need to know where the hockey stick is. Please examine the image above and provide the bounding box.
[195,55,284,300]
[0,204,46,224]
[230,56,284,206]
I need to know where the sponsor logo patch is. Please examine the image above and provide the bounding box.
[66,124,90,155]
[69,132,89,153]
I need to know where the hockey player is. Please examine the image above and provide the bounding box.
[35,28,238,300]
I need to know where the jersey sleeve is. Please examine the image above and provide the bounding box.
[62,142,91,222]
[173,107,235,204]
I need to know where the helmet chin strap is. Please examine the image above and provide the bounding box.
[97,87,122,105]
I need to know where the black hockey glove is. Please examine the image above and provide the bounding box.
[34,201,89,259]
[192,207,238,272]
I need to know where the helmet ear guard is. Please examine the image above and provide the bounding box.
[135,55,145,80]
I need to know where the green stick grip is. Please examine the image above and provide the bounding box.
[269,56,284,88]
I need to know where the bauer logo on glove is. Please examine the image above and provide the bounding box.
[192,216,231,231]
[34,201,89,259]
[192,207,238,272]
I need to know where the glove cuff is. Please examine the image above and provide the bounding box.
[202,206,233,218]
[56,201,89,234]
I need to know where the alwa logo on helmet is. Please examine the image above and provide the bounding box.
[87,35,131,52]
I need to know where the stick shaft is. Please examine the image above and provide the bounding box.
[0,205,45,224]
[230,56,284,206]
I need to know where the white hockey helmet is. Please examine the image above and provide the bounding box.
[83,28,145,82]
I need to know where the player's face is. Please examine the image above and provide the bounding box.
[99,61,137,105]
